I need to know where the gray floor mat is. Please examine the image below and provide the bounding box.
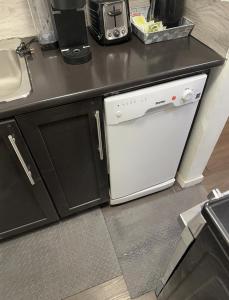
[102,185,207,298]
[0,208,121,300]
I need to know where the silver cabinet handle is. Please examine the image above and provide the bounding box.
[94,111,104,160]
[8,135,35,185]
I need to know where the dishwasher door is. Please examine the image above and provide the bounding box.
[105,74,207,205]
[106,103,198,203]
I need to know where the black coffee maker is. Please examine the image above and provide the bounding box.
[148,0,184,28]
[50,0,91,64]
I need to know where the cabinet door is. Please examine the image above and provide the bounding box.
[17,99,109,217]
[0,120,58,240]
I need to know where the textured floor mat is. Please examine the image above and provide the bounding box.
[102,185,207,298]
[0,208,121,300]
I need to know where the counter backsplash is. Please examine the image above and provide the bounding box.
[0,0,149,41]
[1,0,227,59]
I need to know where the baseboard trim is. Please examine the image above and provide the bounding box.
[176,173,204,188]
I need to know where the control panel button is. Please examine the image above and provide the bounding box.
[182,89,195,102]
[113,29,120,38]
[116,110,122,118]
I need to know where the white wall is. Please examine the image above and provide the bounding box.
[177,0,229,188]
[177,56,229,188]
[129,0,149,9]
[184,0,229,57]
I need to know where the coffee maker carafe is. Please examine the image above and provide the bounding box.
[50,0,91,64]
[148,0,184,28]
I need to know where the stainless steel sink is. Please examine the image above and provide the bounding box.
[0,38,31,102]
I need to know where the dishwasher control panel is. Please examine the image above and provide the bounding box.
[105,74,207,125]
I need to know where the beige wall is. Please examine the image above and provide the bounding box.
[0,0,36,40]
[184,0,229,58]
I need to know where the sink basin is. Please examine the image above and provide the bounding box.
[0,38,31,102]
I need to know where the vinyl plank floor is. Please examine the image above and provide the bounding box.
[203,119,229,192]
[63,276,157,300]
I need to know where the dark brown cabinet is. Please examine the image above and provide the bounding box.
[17,98,109,217]
[0,120,59,240]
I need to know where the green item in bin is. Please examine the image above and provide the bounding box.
[132,16,166,33]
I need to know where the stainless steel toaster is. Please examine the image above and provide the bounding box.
[87,0,131,45]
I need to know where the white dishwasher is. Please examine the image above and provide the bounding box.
[104,74,207,205]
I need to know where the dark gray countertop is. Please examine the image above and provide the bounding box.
[0,35,224,119]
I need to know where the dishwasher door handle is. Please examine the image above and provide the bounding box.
[95,111,104,160]
[8,134,35,185]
